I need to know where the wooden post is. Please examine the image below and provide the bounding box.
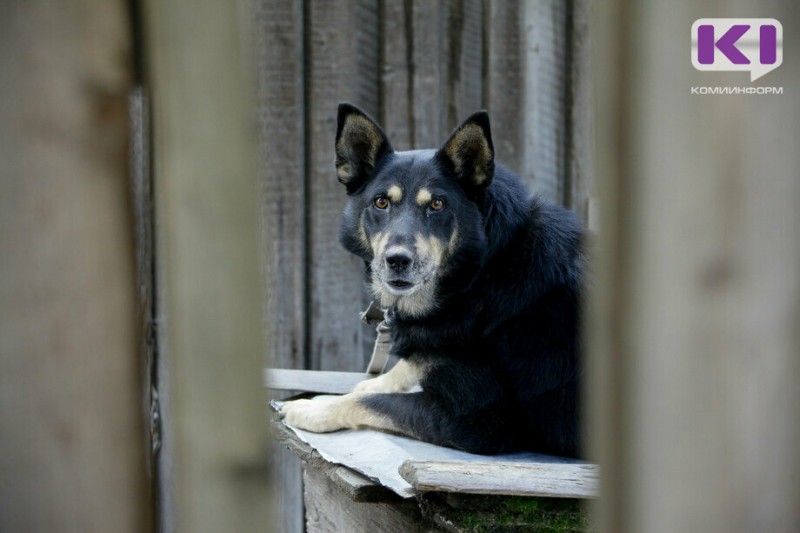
[589,1,800,531]
[143,0,272,531]
[0,1,150,531]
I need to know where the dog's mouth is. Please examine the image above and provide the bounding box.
[386,279,416,294]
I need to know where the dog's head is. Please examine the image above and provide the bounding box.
[336,103,495,318]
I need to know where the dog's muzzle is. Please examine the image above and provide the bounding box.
[383,246,416,293]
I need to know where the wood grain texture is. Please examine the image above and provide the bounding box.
[254,0,307,372]
[445,0,484,129]
[564,0,594,222]
[400,459,598,499]
[589,1,800,531]
[304,468,432,533]
[0,2,149,531]
[485,0,524,173]
[306,0,379,372]
[380,0,413,150]
[252,4,307,529]
[410,0,448,147]
[265,368,370,394]
[521,0,569,202]
[144,0,272,530]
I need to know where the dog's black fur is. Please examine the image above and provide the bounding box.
[328,104,583,457]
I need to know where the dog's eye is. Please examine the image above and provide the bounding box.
[430,199,445,211]
[374,196,389,210]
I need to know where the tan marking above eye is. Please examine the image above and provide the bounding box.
[374,196,389,209]
[387,185,403,202]
[415,188,432,206]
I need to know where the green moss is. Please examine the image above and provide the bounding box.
[450,497,588,532]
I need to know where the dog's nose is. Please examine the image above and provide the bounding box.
[385,248,413,273]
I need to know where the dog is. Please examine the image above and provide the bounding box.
[280,103,585,457]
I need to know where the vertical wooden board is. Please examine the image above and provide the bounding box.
[380,0,413,150]
[306,0,380,371]
[565,0,594,222]
[144,0,272,530]
[521,0,569,202]
[253,0,306,371]
[130,87,160,484]
[590,1,800,532]
[485,0,525,175]
[411,0,448,148]
[251,2,306,532]
[445,0,484,130]
[0,2,149,531]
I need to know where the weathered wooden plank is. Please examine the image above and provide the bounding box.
[253,0,307,372]
[411,0,448,147]
[143,0,272,530]
[485,0,525,174]
[251,5,307,530]
[0,2,149,531]
[304,468,430,533]
[399,459,598,499]
[446,0,484,128]
[306,0,380,372]
[521,0,569,202]
[589,1,800,531]
[564,0,594,223]
[265,368,369,394]
[380,0,413,150]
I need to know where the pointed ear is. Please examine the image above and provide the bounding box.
[438,111,495,197]
[335,103,393,194]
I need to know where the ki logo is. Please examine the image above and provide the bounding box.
[691,18,783,82]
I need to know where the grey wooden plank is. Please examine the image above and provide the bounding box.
[304,468,430,533]
[564,0,594,222]
[399,459,598,499]
[264,368,369,394]
[485,0,524,175]
[589,1,800,531]
[253,0,307,372]
[380,0,413,150]
[411,0,448,147]
[306,0,380,372]
[446,0,484,128]
[144,0,272,529]
[251,4,307,530]
[0,2,150,530]
[521,0,569,202]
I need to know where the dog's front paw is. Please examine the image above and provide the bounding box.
[280,395,348,433]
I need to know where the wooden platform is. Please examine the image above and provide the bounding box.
[268,369,596,532]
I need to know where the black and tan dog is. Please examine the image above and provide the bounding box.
[280,103,585,457]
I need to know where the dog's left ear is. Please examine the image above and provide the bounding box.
[335,103,393,194]
[438,111,495,197]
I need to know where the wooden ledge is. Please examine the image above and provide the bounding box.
[267,369,599,500]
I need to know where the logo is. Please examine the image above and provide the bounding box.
[691,18,783,81]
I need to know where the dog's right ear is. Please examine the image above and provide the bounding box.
[335,103,393,194]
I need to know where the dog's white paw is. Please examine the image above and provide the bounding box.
[280,395,349,433]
